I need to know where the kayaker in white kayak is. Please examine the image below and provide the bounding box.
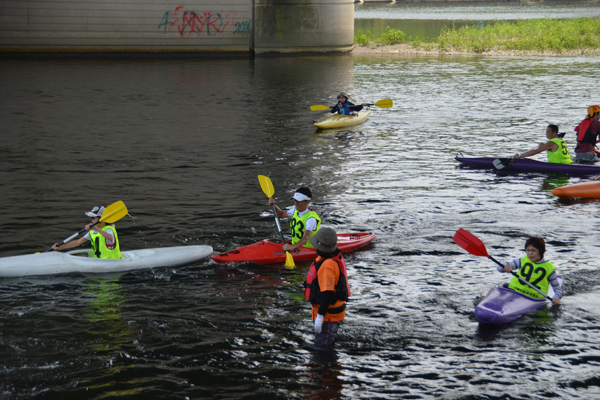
[268,187,321,252]
[331,92,364,116]
[52,206,122,259]
[304,227,349,349]
[513,124,573,164]
[499,237,561,306]
[574,105,600,163]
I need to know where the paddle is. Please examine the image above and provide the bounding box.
[310,99,393,111]
[45,200,128,253]
[452,228,554,302]
[492,158,513,170]
[258,175,295,269]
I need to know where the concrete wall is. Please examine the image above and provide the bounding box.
[0,0,252,53]
[254,0,354,54]
[0,0,354,55]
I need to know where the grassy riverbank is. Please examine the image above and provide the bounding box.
[354,18,600,55]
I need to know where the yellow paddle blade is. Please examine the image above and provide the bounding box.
[284,251,295,269]
[374,99,393,108]
[258,175,275,198]
[100,200,128,224]
[310,104,331,111]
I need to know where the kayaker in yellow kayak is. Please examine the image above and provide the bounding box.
[513,124,573,164]
[268,187,321,252]
[52,206,122,259]
[500,237,561,306]
[331,92,364,116]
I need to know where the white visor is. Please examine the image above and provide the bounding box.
[291,192,311,202]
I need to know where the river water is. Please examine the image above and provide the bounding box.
[355,0,600,41]
[1,53,600,399]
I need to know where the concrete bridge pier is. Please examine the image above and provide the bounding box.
[253,0,355,55]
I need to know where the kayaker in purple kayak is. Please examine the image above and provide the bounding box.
[574,105,600,163]
[331,92,364,116]
[499,237,561,306]
[513,124,572,164]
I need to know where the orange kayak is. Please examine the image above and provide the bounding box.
[552,180,600,199]
[211,232,375,264]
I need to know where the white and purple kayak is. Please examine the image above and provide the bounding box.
[475,276,563,324]
[0,246,213,278]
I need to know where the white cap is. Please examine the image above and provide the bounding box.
[85,206,105,218]
[291,192,311,202]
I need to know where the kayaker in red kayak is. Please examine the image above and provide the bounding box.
[513,124,573,164]
[268,187,321,252]
[499,237,561,306]
[574,105,600,163]
[52,206,122,259]
[304,227,349,349]
[331,92,364,116]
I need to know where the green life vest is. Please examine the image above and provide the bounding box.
[90,225,122,259]
[508,256,555,299]
[547,138,573,164]
[290,208,321,248]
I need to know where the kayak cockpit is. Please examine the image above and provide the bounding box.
[66,249,131,261]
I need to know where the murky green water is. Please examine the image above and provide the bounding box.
[1,53,600,398]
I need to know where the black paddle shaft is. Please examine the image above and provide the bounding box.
[44,221,100,253]
[488,255,553,301]
[270,204,287,245]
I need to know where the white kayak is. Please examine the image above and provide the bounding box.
[0,246,213,278]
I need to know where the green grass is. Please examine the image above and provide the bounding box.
[438,18,600,53]
[377,27,406,45]
[354,18,600,54]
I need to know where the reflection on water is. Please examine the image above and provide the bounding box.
[1,54,600,398]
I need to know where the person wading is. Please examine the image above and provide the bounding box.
[304,227,350,349]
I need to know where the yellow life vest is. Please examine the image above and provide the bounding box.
[90,225,122,259]
[547,138,573,164]
[508,256,555,299]
[290,208,321,248]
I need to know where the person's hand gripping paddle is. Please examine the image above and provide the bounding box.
[258,175,295,269]
[44,200,128,253]
[452,228,554,301]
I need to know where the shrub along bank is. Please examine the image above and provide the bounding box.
[355,18,600,55]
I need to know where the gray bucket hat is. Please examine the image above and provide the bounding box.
[309,227,338,253]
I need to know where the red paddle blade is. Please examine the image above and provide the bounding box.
[453,228,490,257]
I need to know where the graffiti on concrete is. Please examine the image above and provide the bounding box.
[158,6,250,37]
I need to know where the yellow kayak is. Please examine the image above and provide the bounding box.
[314,109,372,129]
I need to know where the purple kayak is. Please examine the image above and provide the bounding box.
[456,156,600,175]
[475,276,563,324]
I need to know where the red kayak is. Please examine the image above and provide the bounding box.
[211,232,376,264]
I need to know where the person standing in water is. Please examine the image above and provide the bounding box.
[304,227,350,349]
[52,206,122,259]
[513,124,572,164]
[268,187,321,252]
